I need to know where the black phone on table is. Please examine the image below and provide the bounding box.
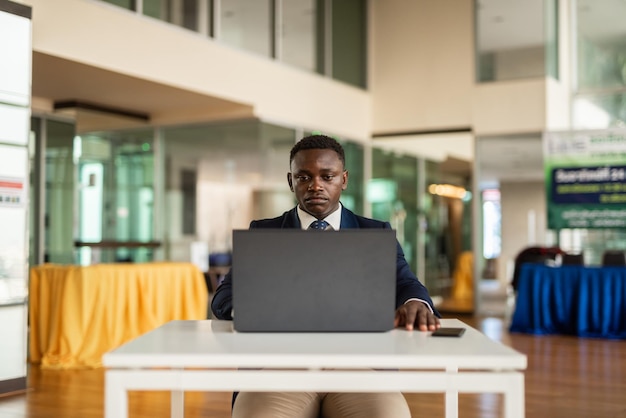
[431,327,466,337]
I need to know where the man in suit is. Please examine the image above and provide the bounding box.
[211,134,441,418]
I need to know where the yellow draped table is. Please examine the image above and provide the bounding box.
[29,262,208,369]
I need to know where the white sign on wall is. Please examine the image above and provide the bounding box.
[0,7,31,107]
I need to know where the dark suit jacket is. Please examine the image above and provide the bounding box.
[211,205,440,319]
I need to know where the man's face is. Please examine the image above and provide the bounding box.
[287,148,348,219]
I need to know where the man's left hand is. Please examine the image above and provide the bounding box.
[394,300,440,331]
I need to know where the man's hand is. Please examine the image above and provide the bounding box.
[394,300,440,331]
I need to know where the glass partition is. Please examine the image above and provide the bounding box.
[44,120,76,264]
[76,129,156,264]
[162,120,296,262]
[370,149,419,274]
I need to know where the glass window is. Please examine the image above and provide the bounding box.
[143,0,205,32]
[220,0,272,57]
[576,0,626,92]
[280,0,318,72]
[331,0,367,88]
[476,0,557,82]
[101,0,134,10]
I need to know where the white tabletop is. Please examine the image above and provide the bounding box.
[103,319,526,371]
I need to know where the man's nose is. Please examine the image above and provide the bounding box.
[309,177,323,190]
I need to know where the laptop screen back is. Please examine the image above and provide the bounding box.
[232,229,396,332]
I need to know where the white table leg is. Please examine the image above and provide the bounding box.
[503,373,525,418]
[171,390,184,418]
[445,367,459,418]
[445,389,459,418]
[105,371,128,418]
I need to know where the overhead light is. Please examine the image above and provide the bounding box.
[54,100,149,122]
[428,183,471,201]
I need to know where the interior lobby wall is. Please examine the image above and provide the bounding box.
[472,78,547,135]
[499,180,548,285]
[369,0,474,133]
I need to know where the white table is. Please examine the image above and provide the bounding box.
[103,319,526,418]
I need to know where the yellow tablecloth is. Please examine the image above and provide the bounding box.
[29,262,208,369]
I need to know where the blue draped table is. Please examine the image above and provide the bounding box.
[510,263,626,339]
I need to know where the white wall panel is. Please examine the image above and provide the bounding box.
[0,9,31,107]
[0,104,30,145]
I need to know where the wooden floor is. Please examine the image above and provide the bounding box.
[1,313,625,418]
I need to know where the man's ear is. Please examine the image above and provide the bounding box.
[287,173,294,192]
[342,170,349,190]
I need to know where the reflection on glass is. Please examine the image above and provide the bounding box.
[220,0,272,57]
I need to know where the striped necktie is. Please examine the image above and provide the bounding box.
[308,220,330,230]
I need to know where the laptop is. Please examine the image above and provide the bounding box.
[231,229,397,332]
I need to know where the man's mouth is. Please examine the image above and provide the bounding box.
[305,196,327,204]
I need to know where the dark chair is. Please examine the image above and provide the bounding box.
[601,250,626,266]
[511,246,564,291]
[561,252,584,266]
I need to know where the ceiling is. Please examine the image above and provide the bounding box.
[31,53,253,132]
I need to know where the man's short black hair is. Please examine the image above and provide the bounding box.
[289,134,346,167]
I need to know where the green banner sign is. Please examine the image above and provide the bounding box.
[544,130,626,229]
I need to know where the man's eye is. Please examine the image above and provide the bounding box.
[323,175,334,181]
[296,176,310,182]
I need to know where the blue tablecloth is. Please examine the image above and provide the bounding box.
[510,263,626,339]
